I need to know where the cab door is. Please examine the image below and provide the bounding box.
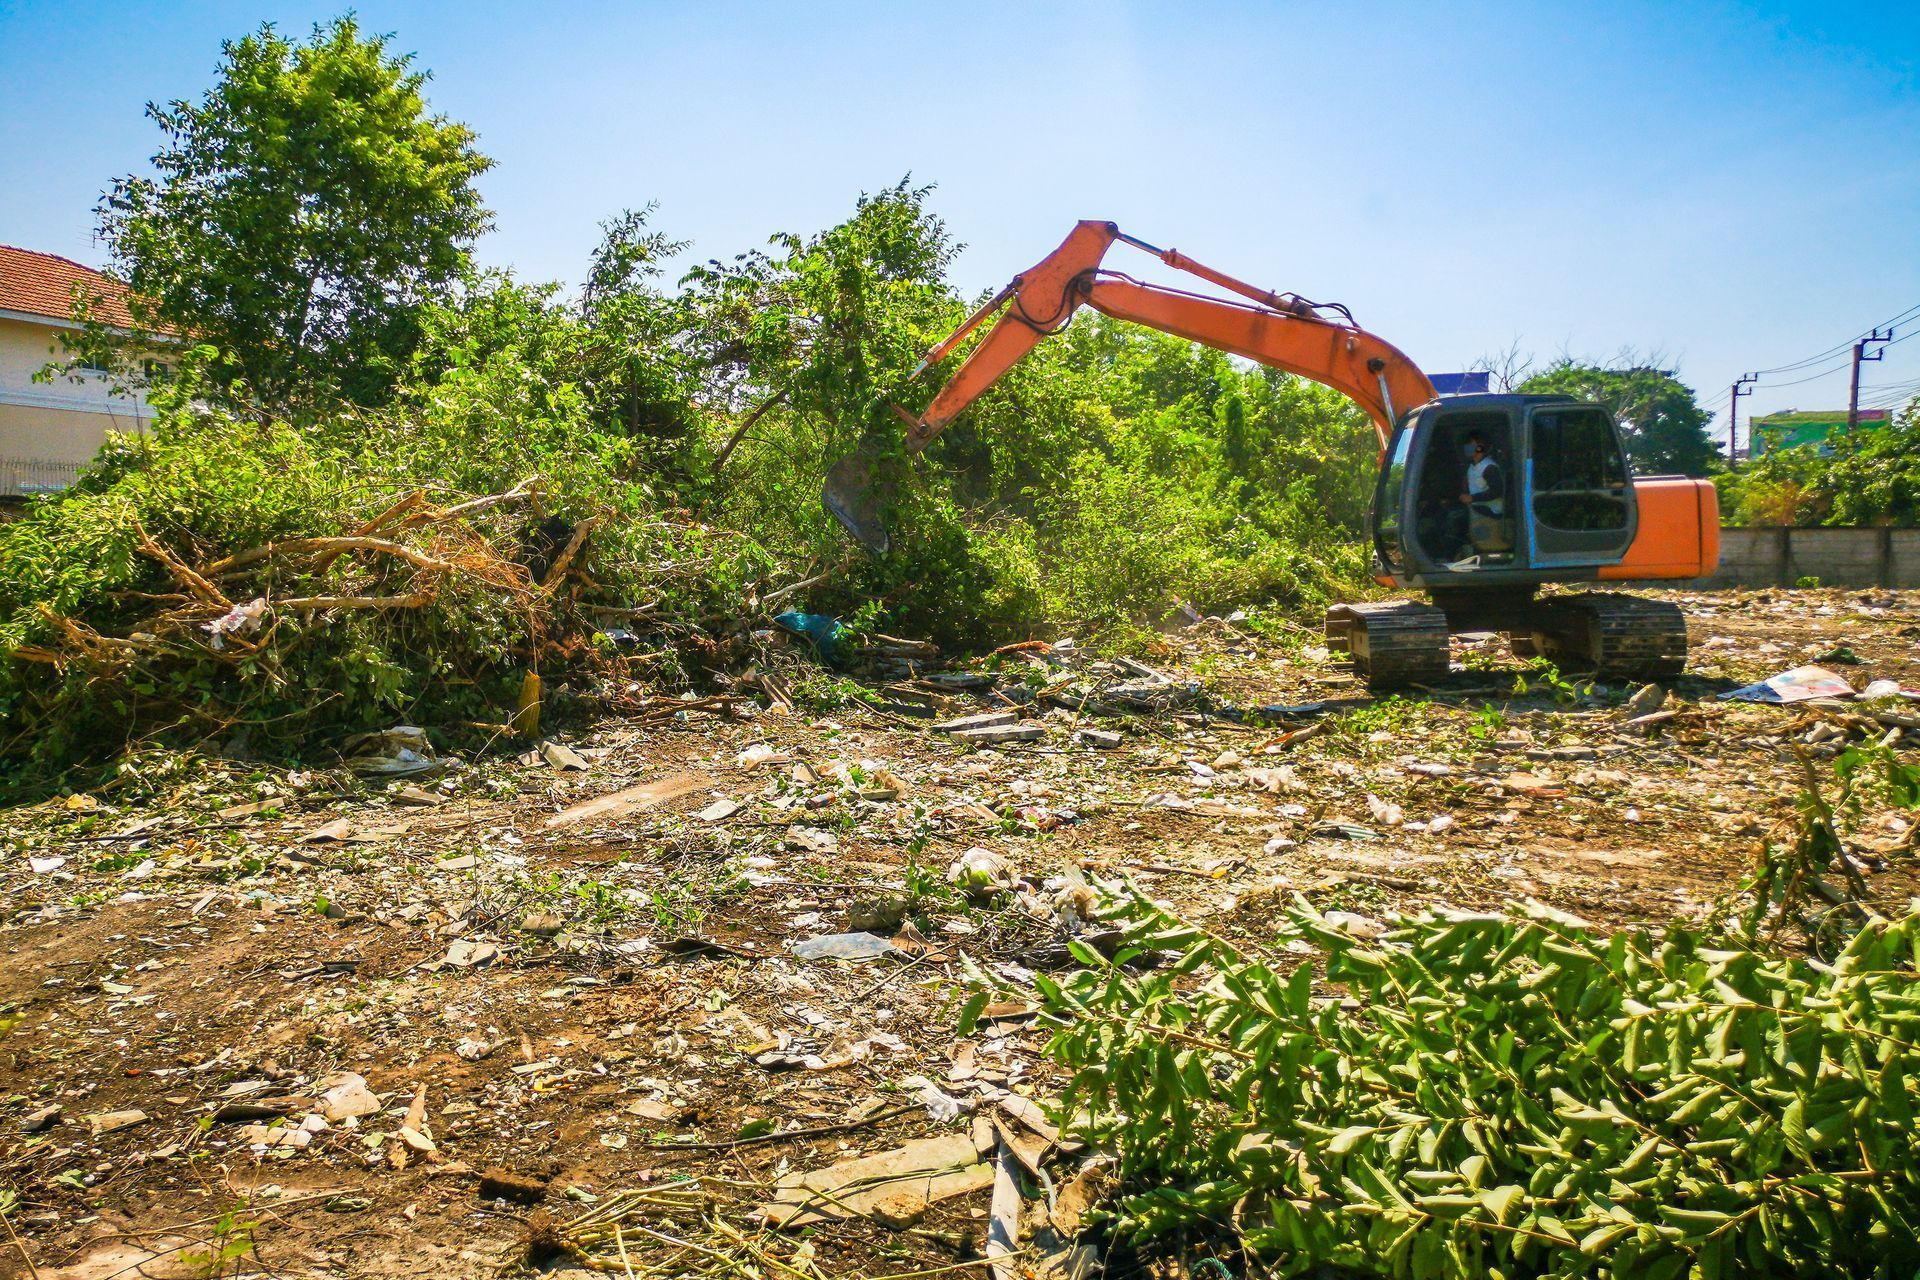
[1523,405,1638,567]
[1370,418,1418,575]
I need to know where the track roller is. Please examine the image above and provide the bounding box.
[1325,601,1450,690]
[1527,592,1687,680]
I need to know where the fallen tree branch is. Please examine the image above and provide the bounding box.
[208,537,454,577]
[274,591,436,611]
[761,571,831,609]
[422,476,542,526]
[540,517,598,592]
[712,389,790,472]
[133,521,230,610]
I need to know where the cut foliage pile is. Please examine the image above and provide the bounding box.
[1000,885,1920,1279]
[0,412,774,794]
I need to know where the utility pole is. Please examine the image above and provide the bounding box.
[1847,328,1893,430]
[1729,374,1756,466]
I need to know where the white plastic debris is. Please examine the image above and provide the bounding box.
[898,1075,967,1122]
[203,597,269,650]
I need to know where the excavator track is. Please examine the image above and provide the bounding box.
[1325,601,1450,690]
[1527,592,1688,680]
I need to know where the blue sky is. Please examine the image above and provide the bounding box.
[4,0,1918,448]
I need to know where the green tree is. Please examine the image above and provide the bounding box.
[97,16,492,409]
[1719,396,1920,526]
[1518,361,1720,476]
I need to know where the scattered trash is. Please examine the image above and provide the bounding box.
[774,610,847,662]
[791,932,902,962]
[949,847,1015,898]
[1719,665,1857,703]
[203,596,268,649]
[537,739,590,771]
[342,726,444,778]
[735,742,789,769]
[788,825,841,854]
[697,797,741,822]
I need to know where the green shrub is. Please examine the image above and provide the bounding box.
[991,892,1920,1279]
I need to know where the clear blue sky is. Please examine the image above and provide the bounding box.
[4,0,1918,449]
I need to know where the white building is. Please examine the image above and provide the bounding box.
[0,245,166,496]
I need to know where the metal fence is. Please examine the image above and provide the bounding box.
[0,456,84,498]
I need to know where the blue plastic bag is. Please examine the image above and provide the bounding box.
[774,610,846,663]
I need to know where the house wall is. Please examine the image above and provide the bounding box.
[0,315,157,494]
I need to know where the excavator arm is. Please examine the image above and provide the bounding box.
[827,220,1435,551]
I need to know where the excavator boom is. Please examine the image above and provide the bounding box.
[825,220,1433,551]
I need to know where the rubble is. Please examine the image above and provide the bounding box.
[1,585,1915,1279]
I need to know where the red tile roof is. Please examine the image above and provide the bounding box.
[0,245,142,330]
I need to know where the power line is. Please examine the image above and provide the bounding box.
[1747,301,1920,375]
[1756,356,1858,388]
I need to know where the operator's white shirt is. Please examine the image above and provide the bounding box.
[1467,456,1504,514]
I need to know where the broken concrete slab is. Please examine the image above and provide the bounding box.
[951,723,1045,745]
[933,711,1019,734]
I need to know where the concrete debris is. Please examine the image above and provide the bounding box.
[316,1073,382,1121]
[951,722,1045,745]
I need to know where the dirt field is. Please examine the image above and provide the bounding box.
[3,587,1917,1280]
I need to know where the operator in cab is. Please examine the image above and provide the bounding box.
[1446,432,1504,565]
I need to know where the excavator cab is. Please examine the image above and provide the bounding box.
[1374,394,1639,585]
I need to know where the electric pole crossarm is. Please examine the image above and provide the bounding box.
[1729,374,1756,466]
[1849,329,1894,431]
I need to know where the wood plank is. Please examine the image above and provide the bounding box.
[544,772,704,828]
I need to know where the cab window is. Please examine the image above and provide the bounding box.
[1373,424,1416,567]
[1530,407,1628,531]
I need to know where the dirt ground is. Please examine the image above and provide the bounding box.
[2,586,1917,1280]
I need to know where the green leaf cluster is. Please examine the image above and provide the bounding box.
[1006,890,1920,1278]
[96,16,492,408]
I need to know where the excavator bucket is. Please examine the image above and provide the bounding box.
[822,444,892,555]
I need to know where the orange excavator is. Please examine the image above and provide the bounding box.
[823,221,1719,688]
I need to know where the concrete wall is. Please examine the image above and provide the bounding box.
[0,316,157,494]
[1701,526,1920,589]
